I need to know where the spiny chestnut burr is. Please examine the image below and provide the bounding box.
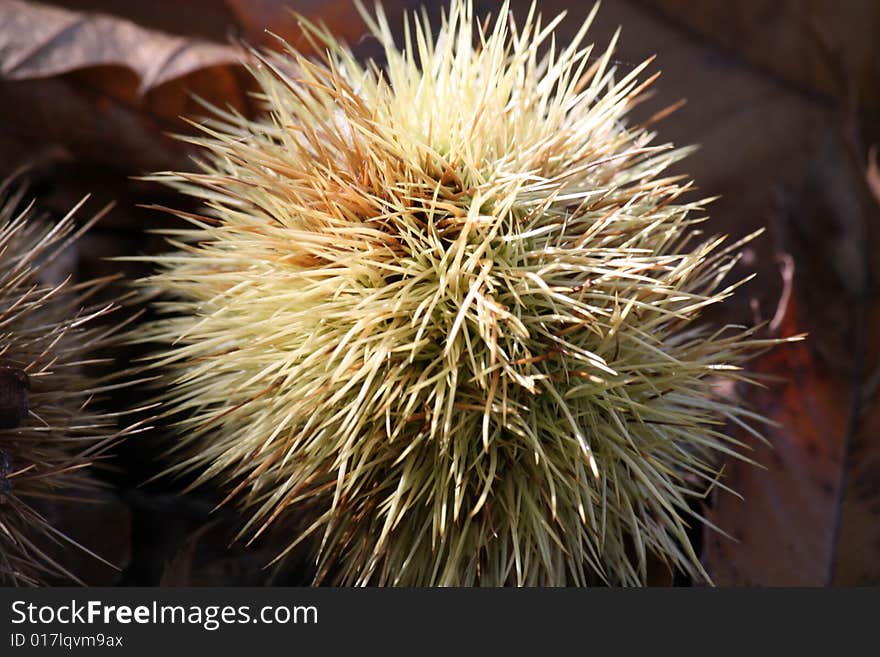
[134,0,791,585]
[0,188,138,585]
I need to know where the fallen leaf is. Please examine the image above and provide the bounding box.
[0,0,254,173]
[0,1,235,86]
[704,120,880,585]
[703,294,850,585]
[39,0,382,48]
[867,146,880,206]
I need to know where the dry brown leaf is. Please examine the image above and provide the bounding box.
[704,296,850,585]
[0,0,255,173]
[704,121,880,585]
[0,0,235,87]
[39,0,379,48]
[829,135,880,585]
[34,0,257,43]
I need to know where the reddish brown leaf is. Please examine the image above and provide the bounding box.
[704,296,850,585]
[868,146,880,206]
[704,115,880,584]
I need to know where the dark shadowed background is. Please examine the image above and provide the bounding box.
[0,0,878,586]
